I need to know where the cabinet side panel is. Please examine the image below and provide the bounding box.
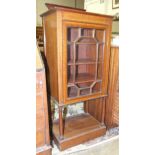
[43,12,59,101]
[112,77,119,126]
[105,47,119,128]
[56,11,63,103]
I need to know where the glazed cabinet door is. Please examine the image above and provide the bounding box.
[62,21,111,104]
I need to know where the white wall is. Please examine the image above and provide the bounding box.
[84,0,119,15]
[36,0,77,26]
[105,0,118,15]
[36,0,84,26]
[76,0,85,9]
[84,0,107,14]
[84,0,119,33]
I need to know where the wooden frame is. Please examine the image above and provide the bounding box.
[112,0,119,9]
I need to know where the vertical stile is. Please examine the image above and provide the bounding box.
[76,27,81,96]
[95,41,99,81]
[78,27,81,38]
[100,29,106,90]
[92,29,95,38]
[78,89,80,97]
[73,41,76,84]
[58,106,64,139]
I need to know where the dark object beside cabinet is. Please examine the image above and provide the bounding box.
[36,47,52,155]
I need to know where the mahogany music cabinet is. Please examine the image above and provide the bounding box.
[41,7,113,150]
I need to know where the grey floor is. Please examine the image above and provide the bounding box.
[52,127,119,155]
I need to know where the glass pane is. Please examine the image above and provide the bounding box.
[67,66,74,83]
[95,30,105,43]
[80,88,90,96]
[81,28,94,37]
[77,82,93,88]
[67,27,105,98]
[68,86,78,97]
[77,38,96,43]
[98,44,104,62]
[67,28,79,42]
[75,65,96,83]
[67,44,74,63]
[97,63,103,80]
[76,44,96,62]
[92,82,101,93]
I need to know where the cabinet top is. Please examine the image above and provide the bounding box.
[45,3,86,12]
[40,6,113,19]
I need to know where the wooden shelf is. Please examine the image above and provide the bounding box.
[67,80,102,87]
[80,88,90,95]
[68,59,96,65]
[68,87,91,98]
[53,113,106,150]
[68,73,95,84]
[68,42,104,45]
[68,42,96,45]
[68,87,78,98]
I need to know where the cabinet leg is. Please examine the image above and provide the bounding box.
[84,101,89,113]
[58,106,64,140]
[101,98,105,126]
